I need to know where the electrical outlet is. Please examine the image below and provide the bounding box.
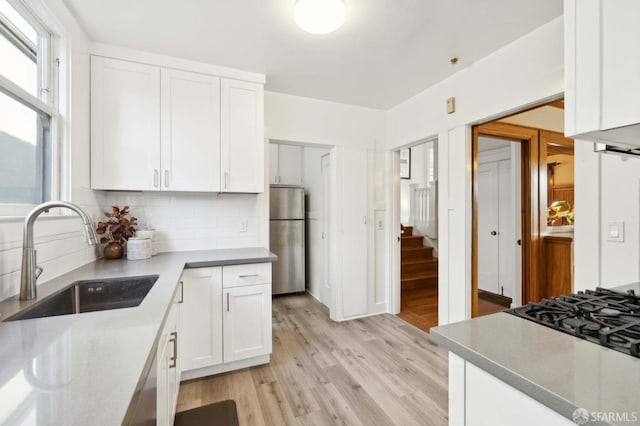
[377,220,384,230]
[240,219,248,233]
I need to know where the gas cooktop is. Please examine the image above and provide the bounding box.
[506,288,640,358]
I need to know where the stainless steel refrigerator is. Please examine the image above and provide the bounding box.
[270,186,305,295]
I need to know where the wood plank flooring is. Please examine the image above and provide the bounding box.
[397,287,439,332]
[177,294,449,425]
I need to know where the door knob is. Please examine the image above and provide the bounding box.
[490,231,498,236]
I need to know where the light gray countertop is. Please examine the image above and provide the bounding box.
[430,287,640,426]
[0,247,276,426]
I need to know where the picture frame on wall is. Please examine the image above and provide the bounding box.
[400,148,411,179]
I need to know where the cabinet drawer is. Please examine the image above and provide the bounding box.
[223,263,271,288]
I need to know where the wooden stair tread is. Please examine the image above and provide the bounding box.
[401,235,423,240]
[402,271,438,281]
[401,246,433,252]
[401,257,437,265]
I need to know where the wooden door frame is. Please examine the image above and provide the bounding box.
[472,122,542,317]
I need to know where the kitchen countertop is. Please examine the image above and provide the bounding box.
[0,248,276,426]
[430,286,640,426]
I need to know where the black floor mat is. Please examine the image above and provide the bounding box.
[174,400,239,426]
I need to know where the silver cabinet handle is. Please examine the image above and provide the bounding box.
[224,172,229,189]
[226,292,230,312]
[239,274,259,278]
[164,170,170,188]
[169,331,177,368]
[154,169,159,188]
[178,280,183,303]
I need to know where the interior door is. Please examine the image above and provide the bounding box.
[477,162,500,294]
[341,148,368,318]
[320,153,331,308]
[498,159,515,299]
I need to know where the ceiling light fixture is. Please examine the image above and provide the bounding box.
[294,0,346,34]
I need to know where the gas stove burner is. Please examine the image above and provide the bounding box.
[506,288,640,358]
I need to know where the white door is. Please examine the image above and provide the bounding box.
[161,69,221,191]
[320,153,331,308]
[269,143,279,184]
[498,159,515,299]
[90,56,161,190]
[220,79,264,193]
[477,162,500,294]
[156,337,170,426]
[179,268,223,371]
[223,284,272,362]
[278,144,304,185]
[341,148,369,318]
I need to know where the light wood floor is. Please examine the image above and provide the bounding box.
[177,294,449,425]
[398,287,439,332]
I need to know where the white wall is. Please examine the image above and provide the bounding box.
[385,17,564,324]
[0,0,105,301]
[265,91,388,320]
[575,146,640,290]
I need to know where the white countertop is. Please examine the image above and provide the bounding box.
[0,248,276,426]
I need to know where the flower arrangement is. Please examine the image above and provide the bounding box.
[96,206,138,245]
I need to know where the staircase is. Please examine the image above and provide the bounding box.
[401,225,438,307]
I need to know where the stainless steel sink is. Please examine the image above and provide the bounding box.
[6,275,159,321]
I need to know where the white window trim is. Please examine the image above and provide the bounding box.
[0,0,67,218]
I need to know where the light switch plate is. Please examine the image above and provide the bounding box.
[607,221,624,242]
[446,97,456,114]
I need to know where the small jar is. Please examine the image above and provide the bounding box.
[136,228,157,255]
[126,237,152,261]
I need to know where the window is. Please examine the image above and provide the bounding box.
[0,0,54,205]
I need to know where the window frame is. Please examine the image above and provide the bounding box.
[0,0,58,216]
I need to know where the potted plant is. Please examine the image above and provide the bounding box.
[96,206,138,259]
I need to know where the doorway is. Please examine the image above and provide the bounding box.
[471,100,575,317]
[269,141,334,314]
[395,138,439,332]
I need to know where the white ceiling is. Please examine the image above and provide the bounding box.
[63,0,563,109]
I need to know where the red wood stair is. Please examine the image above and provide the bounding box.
[401,225,438,301]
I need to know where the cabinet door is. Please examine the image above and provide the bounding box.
[161,69,221,191]
[91,56,161,190]
[278,144,304,185]
[156,338,170,426]
[179,268,223,371]
[157,290,180,426]
[269,143,279,184]
[223,284,272,362]
[600,0,640,130]
[220,79,264,193]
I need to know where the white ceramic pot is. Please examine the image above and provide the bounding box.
[126,237,152,261]
[136,229,157,255]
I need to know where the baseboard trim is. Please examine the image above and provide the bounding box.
[180,354,270,382]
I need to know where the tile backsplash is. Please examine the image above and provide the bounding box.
[0,190,266,301]
[100,191,267,253]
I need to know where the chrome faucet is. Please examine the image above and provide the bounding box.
[20,201,100,300]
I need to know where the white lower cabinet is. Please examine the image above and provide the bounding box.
[179,267,223,370]
[449,353,574,426]
[157,288,180,426]
[179,263,272,380]
[223,284,272,362]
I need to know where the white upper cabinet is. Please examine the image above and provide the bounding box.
[91,56,264,192]
[221,79,265,193]
[269,143,304,186]
[91,56,161,190]
[161,69,221,191]
[565,0,640,144]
